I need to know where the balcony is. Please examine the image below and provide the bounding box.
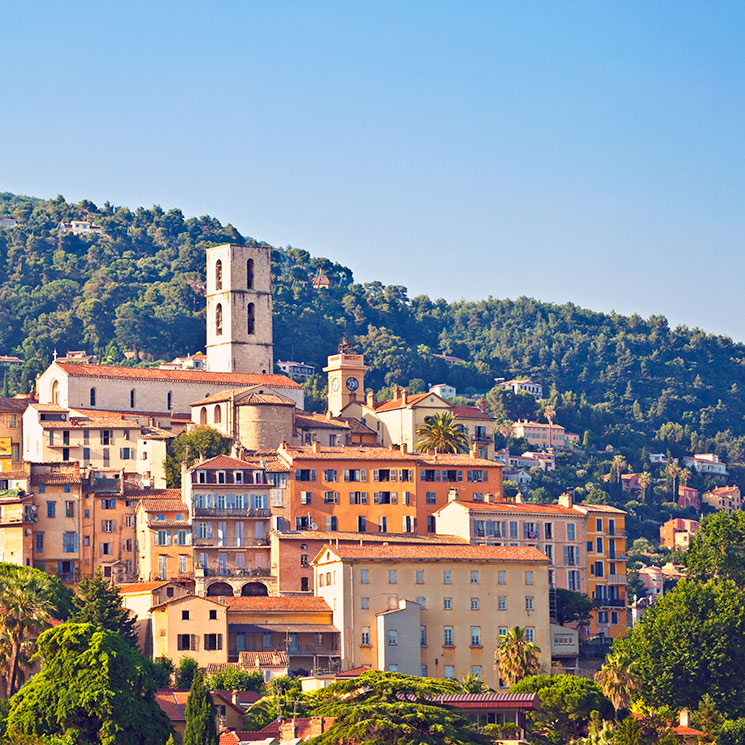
[193,507,271,519]
[607,574,627,585]
[196,564,271,578]
[594,598,626,608]
[193,536,269,548]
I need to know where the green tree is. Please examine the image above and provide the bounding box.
[683,511,745,585]
[165,426,230,488]
[721,718,745,745]
[308,670,492,745]
[69,568,137,646]
[414,412,469,454]
[554,588,595,628]
[6,623,172,745]
[494,626,541,687]
[183,669,218,745]
[204,667,265,693]
[0,571,54,695]
[0,563,74,619]
[152,657,174,689]
[595,649,641,716]
[618,578,745,716]
[510,674,614,743]
[175,657,199,689]
[458,672,489,693]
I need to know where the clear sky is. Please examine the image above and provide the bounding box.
[2,2,744,339]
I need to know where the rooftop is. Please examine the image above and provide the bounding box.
[373,392,440,412]
[316,543,549,564]
[191,385,297,407]
[116,581,168,594]
[435,499,581,516]
[221,596,332,613]
[192,454,267,471]
[451,405,493,421]
[272,529,468,544]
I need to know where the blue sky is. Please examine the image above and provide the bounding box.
[2,2,744,339]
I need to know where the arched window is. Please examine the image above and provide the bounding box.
[215,303,223,336]
[247,303,255,335]
[215,259,223,290]
[214,405,222,424]
[130,389,136,409]
[51,380,60,405]
[200,407,208,425]
[167,391,173,411]
[90,387,96,406]
[247,258,254,289]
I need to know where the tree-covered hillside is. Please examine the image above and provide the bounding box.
[3,192,745,476]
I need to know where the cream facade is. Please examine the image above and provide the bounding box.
[0,397,25,472]
[314,543,550,689]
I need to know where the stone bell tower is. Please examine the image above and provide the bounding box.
[205,244,273,374]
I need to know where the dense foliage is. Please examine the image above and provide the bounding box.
[183,670,217,745]
[6,623,172,745]
[3,192,745,479]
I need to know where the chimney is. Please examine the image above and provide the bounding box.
[232,690,240,707]
[280,721,298,740]
[558,492,573,508]
[400,442,408,454]
[366,390,376,408]
[401,389,408,405]
[312,440,321,454]
[447,488,458,503]
[479,397,486,413]
[485,492,495,503]
[514,492,524,504]
[679,710,690,728]
[392,384,401,399]
[471,444,479,459]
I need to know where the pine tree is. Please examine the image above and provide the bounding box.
[183,669,218,745]
[69,568,137,645]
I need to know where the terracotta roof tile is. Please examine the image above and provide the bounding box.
[294,412,350,430]
[317,543,549,563]
[280,445,418,462]
[139,493,187,512]
[192,455,266,471]
[0,397,27,413]
[222,596,332,612]
[373,392,437,412]
[451,405,493,421]
[54,362,301,388]
[272,530,468,544]
[192,386,297,406]
[117,581,168,594]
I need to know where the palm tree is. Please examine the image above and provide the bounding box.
[638,472,653,504]
[680,468,692,487]
[611,455,627,481]
[594,650,640,717]
[494,626,541,687]
[667,461,681,499]
[459,672,489,693]
[414,412,469,454]
[0,572,54,695]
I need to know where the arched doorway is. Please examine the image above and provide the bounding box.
[241,582,268,597]
[206,581,234,597]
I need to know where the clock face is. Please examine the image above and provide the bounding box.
[331,377,340,392]
[346,376,359,391]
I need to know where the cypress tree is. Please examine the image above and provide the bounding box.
[183,668,218,745]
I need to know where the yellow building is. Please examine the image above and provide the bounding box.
[0,397,25,472]
[575,503,627,638]
[313,543,550,689]
[0,487,36,567]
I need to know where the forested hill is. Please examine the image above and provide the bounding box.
[2,192,745,471]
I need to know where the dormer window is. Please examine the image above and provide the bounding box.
[234,471,244,484]
[156,514,165,521]
[197,471,207,484]
[217,471,226,484]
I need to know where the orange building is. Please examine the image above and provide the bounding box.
[276,442,502,535]
[659,517,699,550]
[136,492,192,582]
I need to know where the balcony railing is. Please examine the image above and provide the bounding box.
[196,564,271,578]
[606,574,627,585]
[288,646,340,656]
[594,598,626,608]
[193,507,271,518]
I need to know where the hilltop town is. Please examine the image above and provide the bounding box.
[1,198,745,744]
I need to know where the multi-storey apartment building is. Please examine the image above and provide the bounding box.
[575,503,627,638]
[0,397,25,471]
[183,455,273,597]
[510,420,580,450]
[433,497,588,594]
[276,443,502,535]
[314,543,550,689]
[136,492,192,582]
[659,517,700,550]
[0,485,36,567]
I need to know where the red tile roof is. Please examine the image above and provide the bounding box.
[317,543,548,563]
[192,386,297,406]
[222,596,332,613]
[54,362,301,388]
[139,494,188,513]
[281,445,417,462]
[117,581,168,594]
[0,397,27,412]
[273,530,468,545]
[155,690,188,722]
[374,392,437,412]
[294,412,350,430]
[451,405,493,421]
[436,499,581,516]
[192,455,264,471]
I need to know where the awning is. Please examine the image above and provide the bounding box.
[228,623,339,634]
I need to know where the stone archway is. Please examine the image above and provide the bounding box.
[206,581,234,597]
[241,582,269,597]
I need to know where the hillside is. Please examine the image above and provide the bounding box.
[2,192,745,488]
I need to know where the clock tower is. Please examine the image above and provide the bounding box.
[323,337,369,417]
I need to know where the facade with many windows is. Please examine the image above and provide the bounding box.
[314,543,550,689]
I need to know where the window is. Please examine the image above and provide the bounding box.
[471,626,481,646]
[608,518,616,535]
[300,491,311,505]
[361,627,370,645]
[525,627,535,643]
[596,536,604,554]
[544,522,553,539]
[443,627,454,646]
[387,630,398,646]
[101,520,115,533]
[509,521,518,538]
[182,610,190,621]
[360,569,369,584]
[62,532,78,553]
[498,570,506,585]
[420,626,427,646]
[470,597,479,610]
[426,515,436,533]
[425,491,437,504]
[595,560,604,577]
[300,554,309,567]
[324,516,338,531]
[565,545,580,566]
[300,577,309,591]
[178,555,188,574]
[215,258,223,289]
[525,570,533,585]
[214,405,222,424]
[296,469,317,482]
[544,544,553,562]
[102,448,110,467]
[247,302,255,334]
[567,523,576,540]
[568,569,580,591]
[90,387,96,406]
[100,430,112,445]
[349,491,367,504]
[209,609,218,620]
[65,501,74,518]
[361,597,369,609]
[388,570,397,584]
[344,469,367,482]
[525,596,534,611]
[470,570,479,585]
[83,447,90,462]
[204,634,223,651]
[263,631,273,648]
[357,516,367,532]
[416,596,426,609]
[471,665,482,677]
[378,516,387,533]
[443,597,452,610]
[596,518,603,531]
[177,634,196,651]
[324,469,338,482]
[444,665,455,679]
[498,595,507,610]
[416,570,424,584]
[246,258,254,289]
[120,447,131,460]
[443,570,452,584]
[47,501,56,518]
[35,533,44,552]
